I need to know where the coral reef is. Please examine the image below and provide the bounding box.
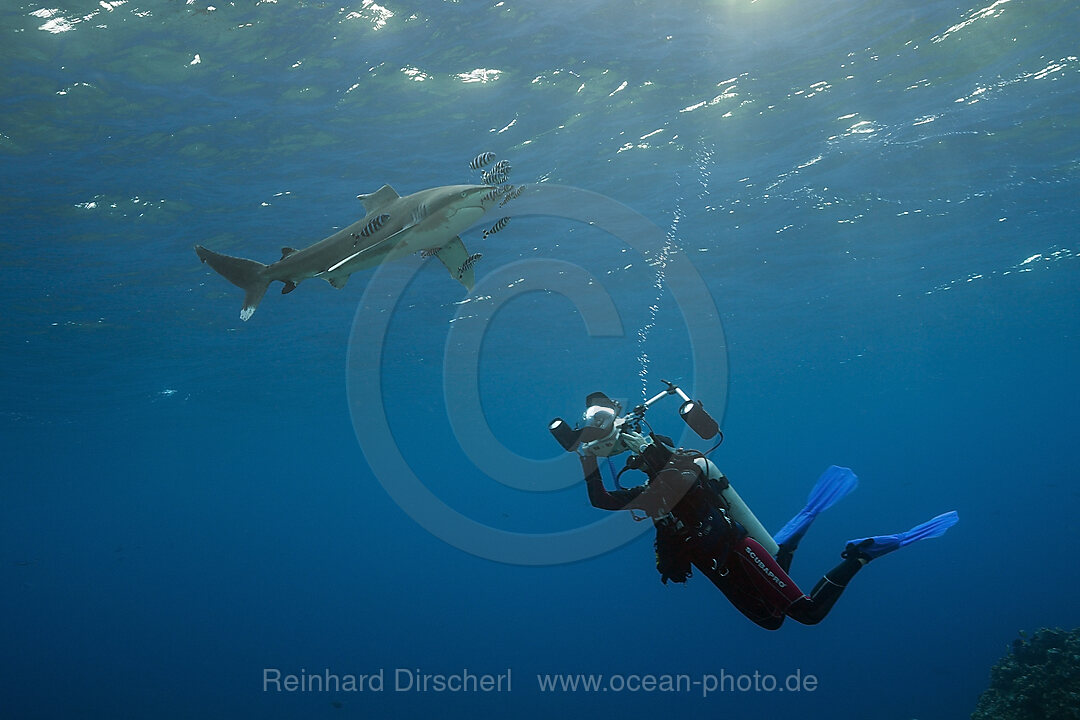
[971,627,1080,719]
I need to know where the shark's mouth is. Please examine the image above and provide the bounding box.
[452,206,486,227]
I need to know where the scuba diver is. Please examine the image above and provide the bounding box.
[549,381,958,630]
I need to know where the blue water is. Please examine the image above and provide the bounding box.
[3,0,1079,717]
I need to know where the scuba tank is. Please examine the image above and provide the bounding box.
[619,443,778,556]
[693,457,778,556]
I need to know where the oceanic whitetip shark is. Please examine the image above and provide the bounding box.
[195,183,497,321]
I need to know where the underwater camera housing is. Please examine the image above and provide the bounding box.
[548,381,719,456]
[549,392,623,452]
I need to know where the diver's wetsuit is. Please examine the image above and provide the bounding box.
[581,454,863,630]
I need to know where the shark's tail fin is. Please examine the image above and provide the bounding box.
[195,245,270,322]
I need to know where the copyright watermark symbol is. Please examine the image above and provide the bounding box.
[345,184,727,565]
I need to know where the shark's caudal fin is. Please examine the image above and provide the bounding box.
[195,245,271,322]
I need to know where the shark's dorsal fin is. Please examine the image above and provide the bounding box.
[280,247,298,260]
[357,185,399,213]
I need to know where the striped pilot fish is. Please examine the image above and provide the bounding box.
[482,217,510,239]
[457,252,483,279]
[481,164,511,185]
[483,184,518,203]
[469,152,496,170]
[358,213,390,238]
[499,185,525,207]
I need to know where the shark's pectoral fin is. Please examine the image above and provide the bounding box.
[434,236,478,291]
[357,184,400,213]
[327,275,349,289]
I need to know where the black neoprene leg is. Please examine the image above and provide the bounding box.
[776,541,796,573]
[785,555,864,625]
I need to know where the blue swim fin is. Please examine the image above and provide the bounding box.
[845,510,959,561]
[774,466,859,548]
